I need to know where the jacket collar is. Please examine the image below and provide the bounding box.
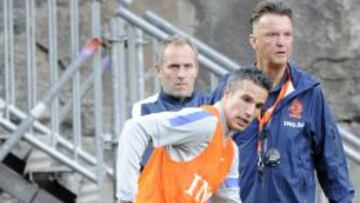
[287,62,319,95]
[270,62,318,94]
[271,62,319,113]
[159,89,194,105]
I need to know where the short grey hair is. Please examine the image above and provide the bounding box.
[156,35,198,66]
[250,0,293,33]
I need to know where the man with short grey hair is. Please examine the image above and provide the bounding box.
[131,35,210,169]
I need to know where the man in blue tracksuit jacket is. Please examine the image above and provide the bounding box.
[212,62,354,203]
[133,90,209,117]
[131,36,209,167]
[212,1,354,202]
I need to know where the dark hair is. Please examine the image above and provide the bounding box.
[250,0,293,32]
[156,35,198,66]
[226,66,272,92]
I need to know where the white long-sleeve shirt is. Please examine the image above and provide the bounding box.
[116,102,241,202]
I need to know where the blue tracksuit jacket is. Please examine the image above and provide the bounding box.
[211,63,354,203]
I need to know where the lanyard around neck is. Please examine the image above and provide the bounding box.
[257,68,291,155]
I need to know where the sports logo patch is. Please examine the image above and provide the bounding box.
[289,99,303,119]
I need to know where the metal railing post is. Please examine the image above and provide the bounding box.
[127,27,145,103]
[127,26,138,104]
[108,16,127,201]
[71,0,82,162]
[3,0,15,118]
[91,0,105,184]
[26,0,37,111]
[48,0,60,146]
[135,29,145,100]
[115,22,128,133]
[152,38,161,92]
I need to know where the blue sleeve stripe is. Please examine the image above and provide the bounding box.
[224,178,239,188]
[169,110,212,127]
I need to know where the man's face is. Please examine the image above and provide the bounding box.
[222,80,268,132]
[250,13,293,68]
[157,43,198,98]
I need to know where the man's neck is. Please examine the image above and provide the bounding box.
[219,100,230,137]
[257,63,287,87]
[160,90,191,103]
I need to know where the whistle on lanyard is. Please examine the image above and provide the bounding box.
[265,148,281,167]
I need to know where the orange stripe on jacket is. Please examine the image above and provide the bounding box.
[136,105,235,203]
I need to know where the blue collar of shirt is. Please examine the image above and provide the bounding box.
[270,64,291,94]
[262,64,291,110]
[159,89,194,105]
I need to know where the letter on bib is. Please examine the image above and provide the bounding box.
[184,174,212,202]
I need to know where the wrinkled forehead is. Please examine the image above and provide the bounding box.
[162,44,197,63]
[163,43,196,55]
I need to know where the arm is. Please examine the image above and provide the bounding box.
[211,142,241,203]
[311,87,354,203]
[116,107,217,201]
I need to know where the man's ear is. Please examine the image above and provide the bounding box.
[155,64,161,75]
[222,87,231,99]
[194,63,199,77]
[249,34,256,50]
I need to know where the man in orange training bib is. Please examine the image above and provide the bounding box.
[116,67,272,203]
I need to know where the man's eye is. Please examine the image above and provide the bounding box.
[242,96,253,103]
[256,103,263,109]
[169,65,179,69]
[266,32,277,37]
[184,64,193,69]
[284,32,292,37]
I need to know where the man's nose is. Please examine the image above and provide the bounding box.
[245,104,256,117]
[177,67,187,77]
[276,35,286,46]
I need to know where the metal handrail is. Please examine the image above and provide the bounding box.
[344,145,360,165]
[339,127,360,164]
[144,11,240,72]
[0,102,114,177]
[0,116,98,182]
[0,38,102,161]
[117,6,227,77]
[339,127,360,149]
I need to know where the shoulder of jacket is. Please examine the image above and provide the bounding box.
[131,94,159,118]
[289,63,319,90]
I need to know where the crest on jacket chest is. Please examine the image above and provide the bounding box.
[289,98,303,119]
